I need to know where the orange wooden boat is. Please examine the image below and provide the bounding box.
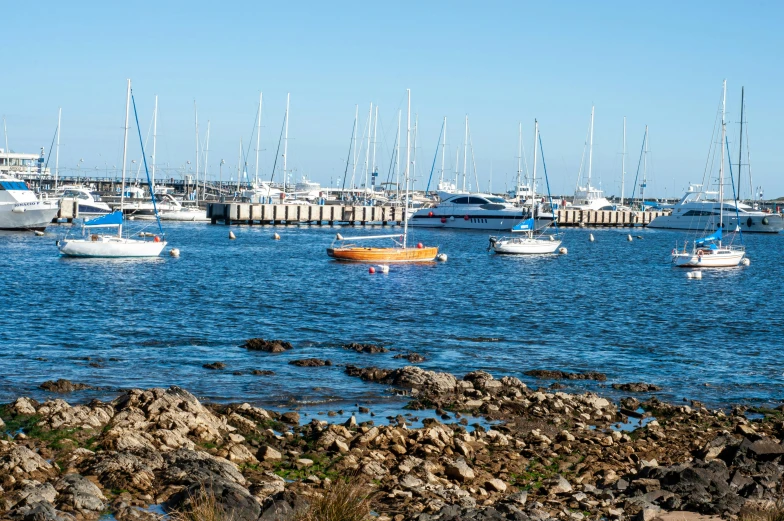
[327,241,439,262]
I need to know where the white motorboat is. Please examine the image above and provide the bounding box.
[491,120,563,254]
[649,185,782,233]
[58,79,167,258]
[670,81,746,269]
[55,185,111,217]
[408,192,525,230]
[0,173,59,230]
[131,194,208,221]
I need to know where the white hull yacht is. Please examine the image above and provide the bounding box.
[55,186,111,217]
[0,174,59,230]
[649,185,782,233]
[408,192,525,231]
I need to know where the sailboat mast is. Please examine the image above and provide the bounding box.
[587,106,594,187]
[120,79,131,218]
[620,116,625,207]
[737,87,744,202]
[371,105,378,177]
[351,105,358,192]
[412,114,418,193]
[641,125,648,207]
[395,110,400,200]
[363,102,372,203]
[236,139,241,193]
[439,116,446,186]
[283,93,290,194]
[152,96,157,190]
[255,92,262,186]
[204,121,210,198]
[462,115,468,192]
[404,89,411,246]
[194,102,199,205]
[719,80,726,235]
[54,108,61,190]
[517,122,522,200]
[532,119,539,221]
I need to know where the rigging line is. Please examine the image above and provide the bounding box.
[134,111,154,184]
[700,91,723,190]
[340,118,356,194]
[538,129,558,232]
[425,119,445,193]
[268,111,286,184]
[130,91,164,236]
[384,129,398,190]
[574,124,590,195]
[43,125,58,171]
[628,128,647,209]
[725,136,744,245]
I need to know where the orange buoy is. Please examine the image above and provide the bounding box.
[417,242,423,249]
[368,266,376,274]
[153,236,160,243]
[428,211,434,217]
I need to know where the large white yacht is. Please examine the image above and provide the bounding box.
[408,192,525,230]
[55,186,111,217]
[649,184,782,233]
[0,173,59,230]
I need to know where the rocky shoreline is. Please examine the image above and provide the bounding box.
[1,340,783,521]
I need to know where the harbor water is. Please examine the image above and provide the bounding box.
[1,223,781,413]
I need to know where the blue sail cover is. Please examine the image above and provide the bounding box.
[695,228,721,246]
[84,211,123,228]
[511,218,535,232]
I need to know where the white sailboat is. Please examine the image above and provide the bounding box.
[570,106,616,211]
[490,120,563,254]
[671,80,745,268]
[58,79,167,258]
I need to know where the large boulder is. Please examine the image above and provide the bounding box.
[86,448,164,494]
[53,474,106,515]
[165,480,260,521]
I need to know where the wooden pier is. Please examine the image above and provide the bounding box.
[554,209,664,227]
[207,203,405,225]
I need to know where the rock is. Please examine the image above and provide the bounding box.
[546,476,573,495]
[445,459,475,482]
[162,449,247,488]
[612,382,662,392]
[0,444,55,482]
[393,352,426,362]
[202,362,226,370]
[259,446,282,461]
[345,365,457,394]
[485,479,507,492]
[746,439,784,460]
[289,358,332,367]
[2,480,58,512]
[296,458,314,469]
[165,480,260,521]
[39,379,93,393]
[54,474,107,514]
[87,448,163,494]
[330,440,349,453]
[504,490,527,506]
[524,369,607,381]
[634,506,662,521]
[241,338,293,352]
[342,343,388,354]
[10,397,38,416]
[251,370,275,376]
[281,412,300,425]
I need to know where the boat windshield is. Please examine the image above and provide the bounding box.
[486,196,507,203]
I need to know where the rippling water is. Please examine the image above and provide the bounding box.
[0,221,782,412]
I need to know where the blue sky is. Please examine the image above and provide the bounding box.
[4,1,783,198]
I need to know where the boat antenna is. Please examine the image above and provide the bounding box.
[131,91,164,236]
[404,89,411,247]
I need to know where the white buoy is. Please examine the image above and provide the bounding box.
[694,271,703,279]
[128,216,135,221]
[436,253,448,262]
[686,272,695,279]
[335,233,344,240]
[34,230,44,236]
[273,233,280,240]
[378,264,390,274]
[589,233,595,242]
[229,231,236,240]
[558,247,568,255]
[627,234,633,242]
[169,248,180,258]
[636,235,643,239]
[742,258,750,266]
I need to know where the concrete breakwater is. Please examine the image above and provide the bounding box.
[1,342,782,521]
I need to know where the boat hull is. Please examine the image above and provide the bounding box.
[58,237,167,258]
[408,213,524,231]
[0,204,59,231]
[671,250,745,268]
[649,214,783,233]
[493,238,562,254]
[327,246,438,262]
